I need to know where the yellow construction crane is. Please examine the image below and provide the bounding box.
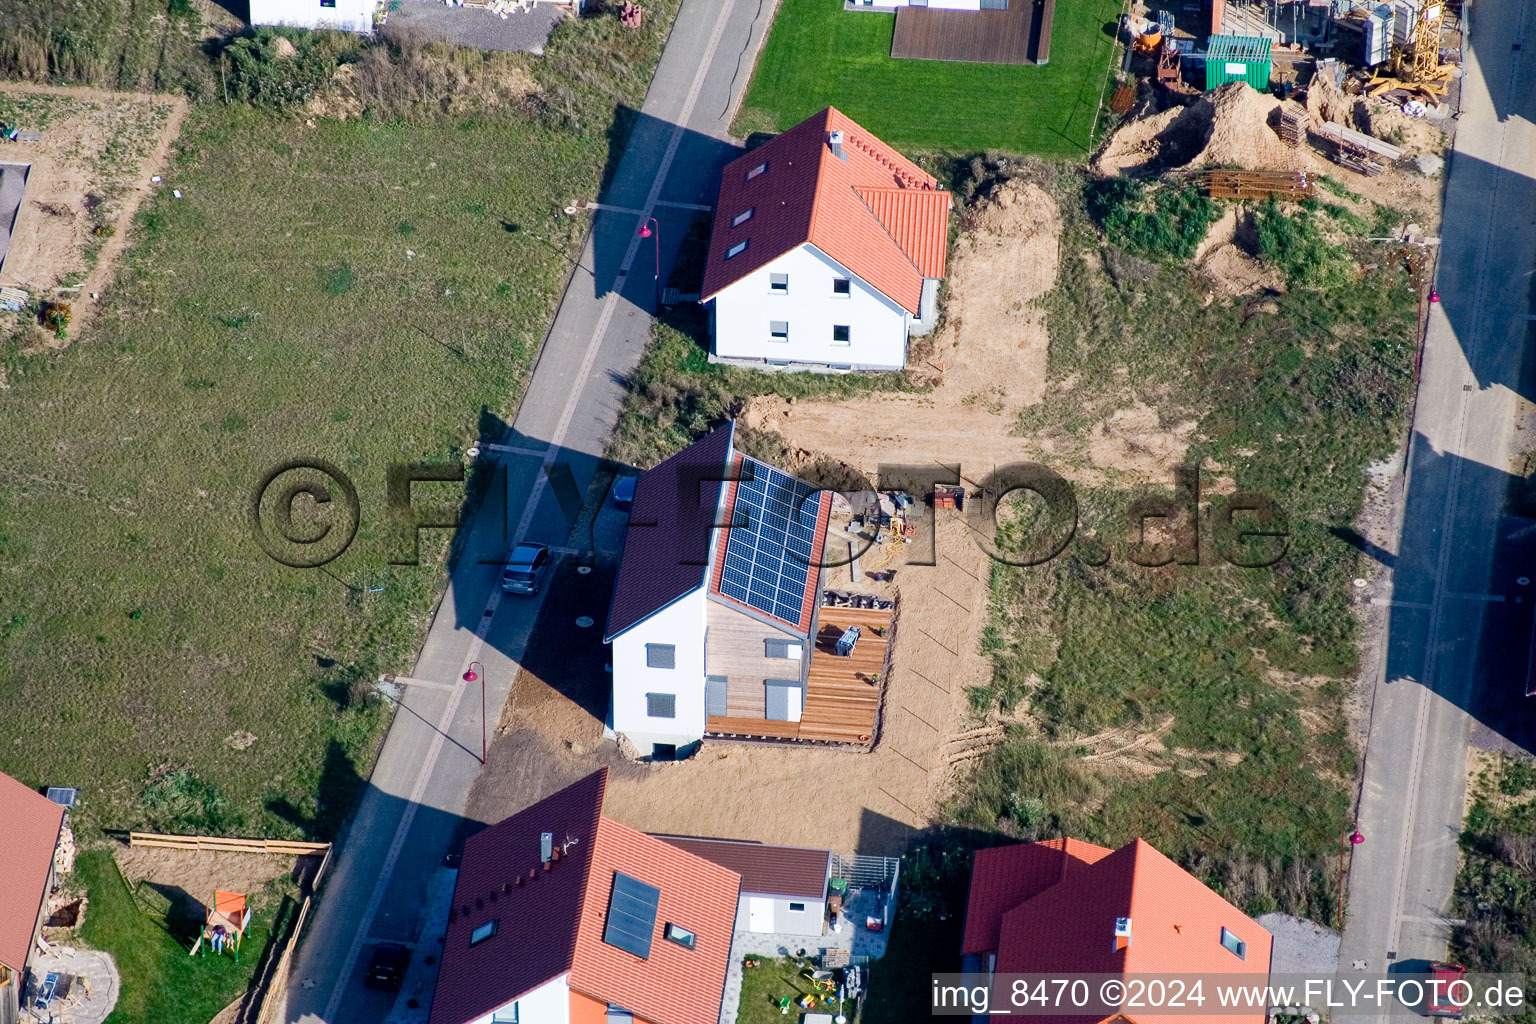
[1368,1,1452,97]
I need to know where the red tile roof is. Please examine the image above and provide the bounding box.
[570,820,740,1024]
[967,838,1273,1024]
[653,836,831,900]
[427,771,606,1024]
[701,107,951,314]
[961,838,1112,955]
[605,423,735,642]
[429,770,741,1024]
[0,770,63,973]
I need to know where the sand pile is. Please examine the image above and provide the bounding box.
[1096,82,1319,176]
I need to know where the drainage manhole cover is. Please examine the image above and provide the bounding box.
[577,565,593,575]
[576,615,594,628]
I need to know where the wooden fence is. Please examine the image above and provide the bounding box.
[253,844,334,1024]
[128,832,330,856]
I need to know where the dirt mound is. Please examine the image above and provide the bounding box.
[1096,83,1318,176]
[1087,401,1199,478]
[1193,208,1282,297]
[1199,242,1283,297]
[1094,104,1184,176]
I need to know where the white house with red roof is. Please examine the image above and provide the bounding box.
[0,770,65,1024]
[700,107,951,372]
[962,837,1273,1024]
[427,769,742,1024]
[603,423,842,758]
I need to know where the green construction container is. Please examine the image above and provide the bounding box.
[1204,34,1272,91]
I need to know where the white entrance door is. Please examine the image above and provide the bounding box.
[747,897,775,932]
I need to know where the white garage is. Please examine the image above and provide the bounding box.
[655,836,832,938]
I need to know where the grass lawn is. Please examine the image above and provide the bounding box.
[0,0,679,838]
[732,0,1122,156]
[736,956,844,1023]
[76,850,291,1024]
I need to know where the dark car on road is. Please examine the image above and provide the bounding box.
[364,944,410,991]
[501,543,550,595]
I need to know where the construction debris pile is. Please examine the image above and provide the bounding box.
[1105,0,1459,185]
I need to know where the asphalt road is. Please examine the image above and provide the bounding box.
[1339,0,1536,1014]
[277,0,775,1017]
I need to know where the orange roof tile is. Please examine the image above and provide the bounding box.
[702,107,951,314]
[854,186,951,280]
[0,770,63,973]
[969,838,1273,1024]
[430,770,742,1024]
[569,819,740,1024]
[961,838,1113,955]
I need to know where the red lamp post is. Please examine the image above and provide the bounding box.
[638,217,659,306]
[1337,824,1364,926]
[464,661,486,765]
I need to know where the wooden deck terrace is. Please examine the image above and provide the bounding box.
[890,0,1054,66]
[705,604,893,748]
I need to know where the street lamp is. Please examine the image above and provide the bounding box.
[463,660,486,765]
[637,217,659,306]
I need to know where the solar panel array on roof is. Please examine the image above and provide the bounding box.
[603,872,661,960]
[719,460,823,624]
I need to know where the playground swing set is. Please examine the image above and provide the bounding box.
[189,891,248,961]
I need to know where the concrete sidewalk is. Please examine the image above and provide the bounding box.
[1340,0,1536,1014]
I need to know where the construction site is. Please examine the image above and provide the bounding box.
[1108,0,1458,207]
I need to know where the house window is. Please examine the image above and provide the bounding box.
[833,277,851,296]
[769,273,789,293]
[732,208,754,227]
[646,644,675,669]
[491,1008,518,1024]
[705,675,728,716]
[1220,927,1246,960]
[745,162,768,181]
[726,240,748,259]
[646,692,677,719]
[470,919,499,945]
[832,325,851,346]
[320,0,337,6]
[764,638,802,659]
[769,321,789,343]
[788,902,807,912]
[663,923,697,949]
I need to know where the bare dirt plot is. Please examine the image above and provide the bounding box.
[0,83,186,344]
[113,843,318,920]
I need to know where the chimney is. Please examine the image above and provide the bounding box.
[829,130,847,161]
[1114,917,1132,952]
[541,832,554,864]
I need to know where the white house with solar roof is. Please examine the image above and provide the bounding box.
[604,422,844,758]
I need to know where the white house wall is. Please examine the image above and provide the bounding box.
[464,973,570,1024]
[712,244,910,370]
[611,588,708,755]
[249,0,377,33]
[736,893,827,936]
